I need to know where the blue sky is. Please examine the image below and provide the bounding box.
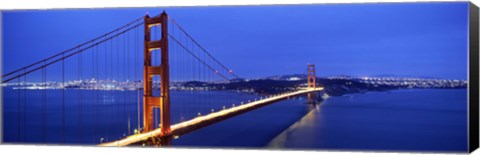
[2,2,469,80]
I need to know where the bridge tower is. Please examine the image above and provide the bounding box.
[307,64,316,89]
[307,64,317,104]
[143,11,171,135]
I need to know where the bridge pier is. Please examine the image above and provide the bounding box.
[160,136,173,146]
[145,135,172,146]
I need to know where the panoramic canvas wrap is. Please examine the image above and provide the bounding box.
[1,2,479,153]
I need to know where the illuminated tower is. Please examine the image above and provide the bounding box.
[143,11,171,135]
[307,64,316,89]
[307,64,317,104]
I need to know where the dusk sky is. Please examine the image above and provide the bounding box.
[2,2,469,80]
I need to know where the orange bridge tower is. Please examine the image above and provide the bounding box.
[307,64,317,104]
[143,11,171,136]
[307,64,316,89]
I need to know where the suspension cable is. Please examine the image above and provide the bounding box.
[2,17,144,79]
[168,16,240,79]
[3,22,144,83]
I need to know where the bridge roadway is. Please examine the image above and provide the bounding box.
[99,87,324,147]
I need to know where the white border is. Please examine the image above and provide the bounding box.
[0,0,478,155]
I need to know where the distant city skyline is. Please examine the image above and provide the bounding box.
[2,2,469,81]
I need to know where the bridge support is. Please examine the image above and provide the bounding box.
[307,64,318,104]
[307,64,316,89]
[143,12,171,135]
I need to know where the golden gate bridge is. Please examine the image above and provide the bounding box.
[2,11,323,146]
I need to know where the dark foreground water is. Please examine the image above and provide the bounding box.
[267,89,468,152]
[2,88,467,152]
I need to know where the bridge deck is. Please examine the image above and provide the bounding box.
[99,87,323,147]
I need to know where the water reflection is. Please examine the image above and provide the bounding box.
[267,89,467,152]
[267,100,324,148]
